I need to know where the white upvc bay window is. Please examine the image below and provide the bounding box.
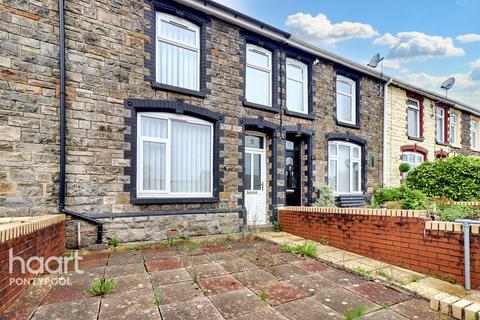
[286,58,308,114]
[402,152,423,174]
[328,141,362,194]
[137,113,213,198]
[336,75,356,125]
[245,44,272,106]
[156,12,200,91]
[407,98,420,138]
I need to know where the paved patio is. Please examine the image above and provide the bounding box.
[2,235,452,320]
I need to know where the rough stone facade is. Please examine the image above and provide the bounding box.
[385,86,480,188]
[0,0,384,246]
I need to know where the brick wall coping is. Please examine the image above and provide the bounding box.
[279,206,430,218]
[425,221,480,234]
[0,214,66,243]
[453,201,480,207]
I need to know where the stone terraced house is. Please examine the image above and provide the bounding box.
[0,0,477,248]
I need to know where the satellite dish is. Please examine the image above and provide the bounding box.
[367,53,384,68]
[441,77,455,90]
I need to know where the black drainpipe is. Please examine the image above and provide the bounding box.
[58,0,103,244]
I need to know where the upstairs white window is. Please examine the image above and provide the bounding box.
[328,141,362,194]
[402,152,423,174]
[156,12,200,91]
[472,120,479,149]
[436,107,445,143]
[245,44,272,106]
[137,113,213,198]
[286,58,308,114]
[450,113,457,145]
[336,75,356,125]
[407,98,420,138]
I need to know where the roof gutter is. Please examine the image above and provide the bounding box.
[58,0,103,244]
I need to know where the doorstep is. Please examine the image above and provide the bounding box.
[256,231,480,320]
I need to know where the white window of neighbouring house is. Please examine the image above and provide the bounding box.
[328,141,362,194]
[156,12,200,91]
[336,75,356,125]
[407,98,420,138]
[286,58,308,114]
[472,120,479,149]
[402,152,423,173]
[245,44,272,106]
[436,107,445,143]
[450,113,457,145]
[137,113,213,198]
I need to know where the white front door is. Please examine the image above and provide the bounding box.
[244,134,267,225]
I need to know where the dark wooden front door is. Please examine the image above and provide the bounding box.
[285,140,301,206]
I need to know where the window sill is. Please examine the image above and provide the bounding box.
[151,82,206,98]
[407,136,425,142]
[436,141,449,147]
[242,101,280,113]
[336,120,360,130]
[132,197,219,205]
[284,109,315,120]
[450,144,462,149]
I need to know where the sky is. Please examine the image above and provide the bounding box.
[215,0,480,110]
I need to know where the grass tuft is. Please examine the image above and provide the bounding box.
[281,242,317,257]
[345,305,367,320]
[83,277,116,296]
[108,236,120,247]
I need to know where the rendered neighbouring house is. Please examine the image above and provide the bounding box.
[0,0,387,247]
[384,81,480,188]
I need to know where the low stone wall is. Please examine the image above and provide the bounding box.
[66,210,244,248]
[0,215,66,314]
[279,207,480,288]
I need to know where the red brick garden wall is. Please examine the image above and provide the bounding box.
[0,221,66,314]
[279,208,480,289]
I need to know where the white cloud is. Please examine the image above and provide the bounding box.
[470,59,480,68]
[373,32,465,67]
[457,33,480,43]
[285,12,378,46]
[399,70,480,109]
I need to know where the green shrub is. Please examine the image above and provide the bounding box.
[273,220,281,232]
[436,204,480,222]
[373,185,429,210]
[313,184,335,207]
[108,236,120,247]
[399,162,410,173]
[405,155,480,201]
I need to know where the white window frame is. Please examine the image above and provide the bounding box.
[328,141,362,195]
[156,12,200,90]
[402,151,424,174]
[450,113,457,146]
[472,120,479,149]
[245,44,272,106]
[436,107,445,144]
[407,98,420,138]
[136,112,213,198]
[336,75,356,125]
[286,58,308,114]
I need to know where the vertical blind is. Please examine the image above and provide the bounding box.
[157,13,199,91]
[138,113,212,196]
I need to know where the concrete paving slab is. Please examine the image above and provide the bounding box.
[314,285,381,315]
[291,259,330,273]
[156,281,203,305]
[320,268,367,288]
[57,267,104,284]
[108,251,143,266]
[150,268,193,286]
[143,250,178,262]
[252,281,308,306]
[233,269,278,288]
[248,253,285,268]
[210,288,268,318]
[343,259,377,272]
[3,281,52,313]
[32,297,101,320]
[272,253,303,263]
[268,264,308,281]
[347,282,410,306]
[41,282,90,305]
[99,288,160,320]
[180,254,212,266]
[229,307,289,320]
[319,250,363,265]
[315,244,341,254]
[416,277,467,297]
[159,297,224,320]
[219,258,258,273]
[80,251,110,261]
[286,273,337,295]
[111,273,152,293]
[405,281,442,300]
[358,309,410,319]
[0,307,36,320]
[105,262,145,278]
[391,299,442,320]
[199,274,244,295]
[187,262,228,279]
[208,251,241,262]
[275,297,343,320]
[145,259,183,272]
